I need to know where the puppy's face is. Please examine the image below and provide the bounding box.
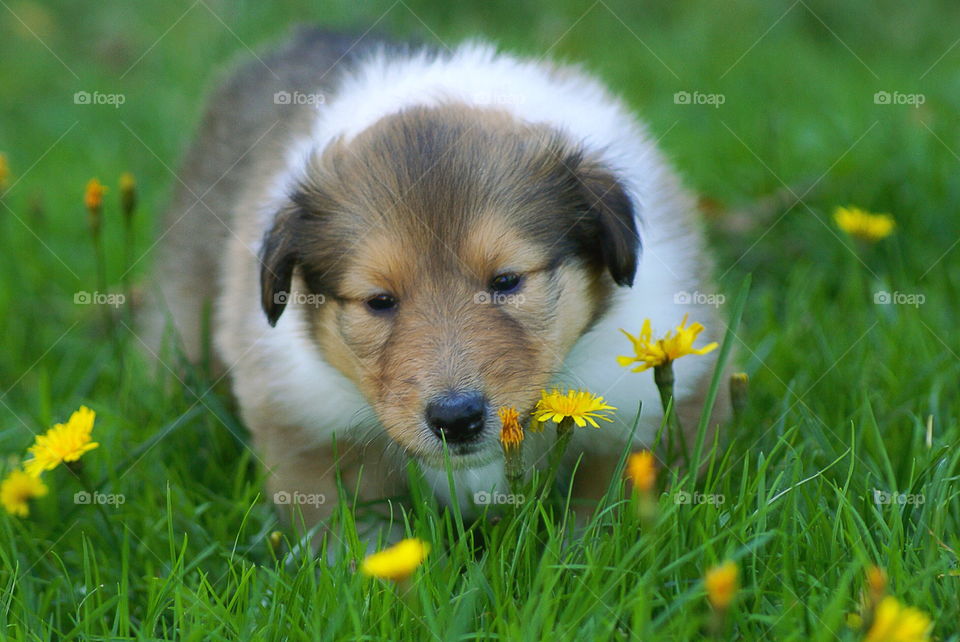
[260,105,639,466]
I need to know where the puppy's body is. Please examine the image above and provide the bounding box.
[148,29,725,526]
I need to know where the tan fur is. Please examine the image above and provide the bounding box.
[291,105,609,465]
[256,421,404,531]
[146,32,727,542]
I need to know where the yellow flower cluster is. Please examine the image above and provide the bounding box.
[1,406,99,517]
[533,389,616,428]
[618,315,718,373]
[833,206,895,242]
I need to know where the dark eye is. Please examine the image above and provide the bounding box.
[489,272,522,294]
[365,294,397,313]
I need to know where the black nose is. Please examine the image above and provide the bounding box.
[425,391,487,444]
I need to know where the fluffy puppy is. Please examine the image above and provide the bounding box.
[146,28,727,530]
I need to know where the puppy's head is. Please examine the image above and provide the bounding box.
[260,105,639,466]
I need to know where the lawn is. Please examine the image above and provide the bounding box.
[1,0,958,639]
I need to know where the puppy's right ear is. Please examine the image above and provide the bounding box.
[259,207,300,327]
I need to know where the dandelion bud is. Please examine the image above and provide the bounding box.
[119,172,136,220]
[626,451,657,493]
[730,372,749,417]
[0,153,10,192]
[84,178,107,234]
[845,612,863,630]
[705,561,739,611]
[498,407,524,451]
[499,407,525,490]
[268,530,283,554]
[866,565,887,604]
[627,450,658,524]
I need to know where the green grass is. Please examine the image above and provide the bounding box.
[2,0,959,638]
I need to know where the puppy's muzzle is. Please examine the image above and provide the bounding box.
[425,390,487,446]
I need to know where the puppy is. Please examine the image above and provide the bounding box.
[146,28,727,532]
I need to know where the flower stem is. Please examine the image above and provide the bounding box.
[70,462,120,549]
[708,607,728,637]
[90,229,110,329]
[396,577,421,614]
[554,417,574,464]
[542,417,575,497]
[122,215,134,326]
[653,362,686,462]
[729,372,749,420]
[503,444,525,496]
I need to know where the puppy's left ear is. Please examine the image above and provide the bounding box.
[573,161,641,287]
[259,206,301,327]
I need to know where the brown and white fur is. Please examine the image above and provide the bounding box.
[146,29,727,533]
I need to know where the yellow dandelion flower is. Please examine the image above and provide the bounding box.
[498,407,524,449]
[865,596,932,642]
[617,315,718,373]
[1,469,48,517]
[626,450,657,493]
[834,206,895,242]
[705,561,739,610]
[361,538,430,582]
[534,389,616,428]
[84,178,107,212]
[24,406,99,477]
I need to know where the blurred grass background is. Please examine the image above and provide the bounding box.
[1,0,959,638]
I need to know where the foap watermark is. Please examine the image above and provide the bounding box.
[74,491,125,506]
[674,290,726,307]
[873,489,924,506]
[474,490,525,506]
[74,291,125,308]
[273,291,326,308]
[273,491,326,506]
[473,291,525,307]
[874,291,925,308]
[873,91,925,107]
[674,90,725,108]
[471,91,527,106]
[273,90,325,106]
[73,90,126,108]
[673,490,725,506]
